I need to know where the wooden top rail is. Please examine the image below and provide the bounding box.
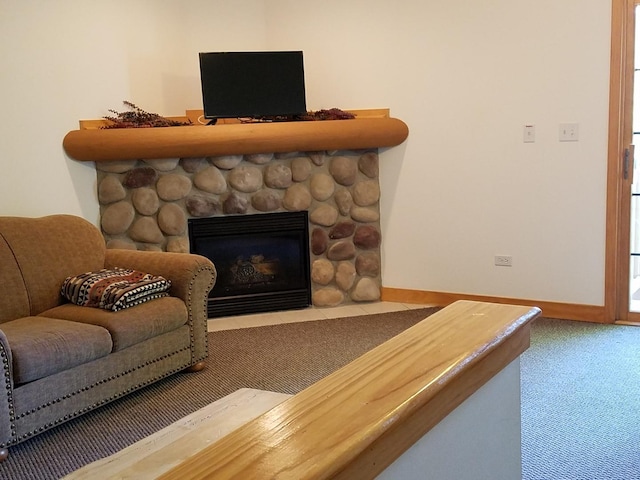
[159,300,540,480]
[62,109,409,162]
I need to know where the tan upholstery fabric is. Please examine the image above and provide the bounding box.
[0,214,216,450]
[0,236,29,323]
[0,215,106,316]
[1,317,112,385]
[104,249,216,362]
[41,297,188,352]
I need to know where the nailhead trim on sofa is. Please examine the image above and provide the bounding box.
[187,264,216,365]
[2,345,190,447]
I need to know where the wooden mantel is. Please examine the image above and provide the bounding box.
[63,109,409,162]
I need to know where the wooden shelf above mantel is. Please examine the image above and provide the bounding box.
[63,109,409,162]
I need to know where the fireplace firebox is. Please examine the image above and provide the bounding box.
[188,211,311,318]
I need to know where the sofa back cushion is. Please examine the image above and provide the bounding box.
[0,215,106,317]
[0,234,30,323]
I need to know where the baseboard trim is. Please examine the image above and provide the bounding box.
[381,287,609,324]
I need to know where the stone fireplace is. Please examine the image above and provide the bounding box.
[95,148,383,309]
[64,110,408,312]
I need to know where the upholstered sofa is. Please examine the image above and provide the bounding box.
[0,214,216,460]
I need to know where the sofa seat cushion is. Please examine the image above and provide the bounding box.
[1,317,113,385]
[40,296,188,352]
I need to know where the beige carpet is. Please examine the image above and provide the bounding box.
[0,307,440,480]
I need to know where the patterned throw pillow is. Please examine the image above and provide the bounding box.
[61,268,171,311]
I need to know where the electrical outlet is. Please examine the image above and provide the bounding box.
[494,255,513,267]
[559,123,579,142]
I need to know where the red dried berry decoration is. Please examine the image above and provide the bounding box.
[305,108,356,121]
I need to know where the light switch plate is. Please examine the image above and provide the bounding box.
[523,125,535,143]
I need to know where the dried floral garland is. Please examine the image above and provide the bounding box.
[252,108,356,123]
[102,101,191,129]
[302,108,356,121]
[102,101,355,128]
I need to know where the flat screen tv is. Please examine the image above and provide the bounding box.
[199,51,307,121]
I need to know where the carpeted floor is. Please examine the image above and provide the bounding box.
[0,308,638,479]
[521,318,640,480]
[0,307,439,480]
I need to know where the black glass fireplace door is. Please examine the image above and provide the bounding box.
[188,211,311,318]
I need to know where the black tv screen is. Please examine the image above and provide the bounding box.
[199,51,307,120]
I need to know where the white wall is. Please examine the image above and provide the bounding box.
[0,0,612,306]
[0,0,266,224]
[266,0,612,305]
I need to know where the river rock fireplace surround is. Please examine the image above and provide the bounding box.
[63,110,409,313]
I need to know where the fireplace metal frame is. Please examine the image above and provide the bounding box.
[188,211,312,318]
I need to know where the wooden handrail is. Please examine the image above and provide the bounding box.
[159,300,540,480]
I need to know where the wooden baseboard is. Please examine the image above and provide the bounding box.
[381,287,609,324]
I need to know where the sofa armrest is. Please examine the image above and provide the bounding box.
[0,329,16,448]
[104,250,217,363]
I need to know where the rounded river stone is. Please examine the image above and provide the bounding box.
[351,278,380,302]
[123,167,158,189]
[129,217,165,244]
[312,287,344,307]
[97,160,136,174]
[350,207,379,223]
[353,226,381,249]
[352,180,380,206]
[101,201,135,235]
[311,259,334,285]
[186,195,220,217]
[308,151,326,166]
[132,187,160,215]
[327,240,356,260]
[245,153,274,165]
[143,158,179,171]
[291,157,312,182]
[98,175,126,204]
[252,190,281,212]
[157,174,192,201]
[329,156,357,186]
[181,157,209,174]
[158,203,187,235]
[311,228,329,255]
[310,173,335,201]
[329,221,355,239]
[356,252,381,277]
[264,163,292,189]
[335,262,356,291]
[283,184,312,211]
[223,192,249,214]
[334,189,353,216]
[211,155,242,170]
[358,152,379,178]
[193,166,227,194]
[228,166,262,193]
[310,204,338,227]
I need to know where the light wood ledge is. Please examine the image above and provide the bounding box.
[62,109,408,162]
[159,300,540,480]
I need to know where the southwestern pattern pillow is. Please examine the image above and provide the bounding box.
[61,268,171,311]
